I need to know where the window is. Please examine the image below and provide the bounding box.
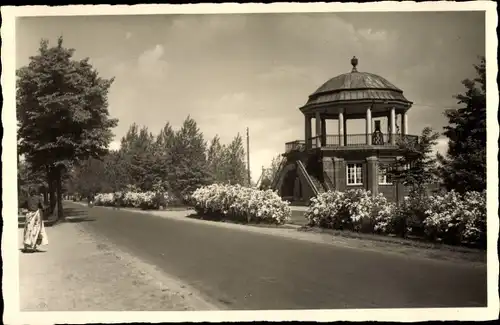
[379,167,393,185]
[347,163,363,185]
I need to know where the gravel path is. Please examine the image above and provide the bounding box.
[19,222,218,311]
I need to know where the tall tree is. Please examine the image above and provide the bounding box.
[102,150,131,192]
[118,124,157,191]
[386,127,440,191]
[438,56,486,193]
[207,135,227,183]
[16,37,118,219]
[224,133,247,185]
[152,122,176,191]
[18,159,48,207]
[167,116,211,200]
[155,122,176,152]
[68,157,107,198]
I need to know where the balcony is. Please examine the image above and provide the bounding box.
[285,134,419,153]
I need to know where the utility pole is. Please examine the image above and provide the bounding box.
[246,127,251,186]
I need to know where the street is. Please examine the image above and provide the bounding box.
[66,202,487,310]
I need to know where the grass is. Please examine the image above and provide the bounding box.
[290,208,485,254]
[298,225,486,255]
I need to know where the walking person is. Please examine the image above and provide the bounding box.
[21,189,48,253]
[88,193,94,208]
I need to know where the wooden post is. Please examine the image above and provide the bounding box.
[246,127,251,186]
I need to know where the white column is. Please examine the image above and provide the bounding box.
[390,107,396,145]
[402,111,408,135]
[315,111,321,148]
[338,112,344,146]
[366,106,372,145]
[305,115,312,149]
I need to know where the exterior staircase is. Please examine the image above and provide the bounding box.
[296,160,326,197]
[309,174,326,194]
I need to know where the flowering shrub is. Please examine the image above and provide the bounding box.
[94,190,172,210]
[190,184,291,225]
[306,188,486,247]
[423,190,486,246]
[305,189,396,233]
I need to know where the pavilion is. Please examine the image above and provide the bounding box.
[272,57,418,204]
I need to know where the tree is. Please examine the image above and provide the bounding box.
[207,135,227,183]
[259,155,283,190]
[386,127,440,191]
[167,116,211,200]
[117,124,159,191]
[102,150,131,192]
[155,122,176,153]
[223,134,247,185]
[152,122,176,191]
[16,37,118,219]
[68,157,107,198]
[18,159,48,207]
[438,56,486,194]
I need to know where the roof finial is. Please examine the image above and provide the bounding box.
[351,56,358,72]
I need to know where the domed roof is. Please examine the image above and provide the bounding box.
[304,57,411,108]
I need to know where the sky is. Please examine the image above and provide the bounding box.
[16,11,485,182]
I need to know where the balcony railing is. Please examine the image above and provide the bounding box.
[285,134,419,153]
[285,140,306,153]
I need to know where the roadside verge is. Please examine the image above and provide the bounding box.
[18,221,220,311]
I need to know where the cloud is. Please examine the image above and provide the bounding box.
[137,44,168,78]
[257,65,313,84]
[358,28,388,42]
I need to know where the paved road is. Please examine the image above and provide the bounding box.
[70,202,487,310]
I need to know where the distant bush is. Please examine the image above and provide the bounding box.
[94,190,172,210]
[190,184,291,225]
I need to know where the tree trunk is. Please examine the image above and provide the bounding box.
[43,188,48,205]
[55,167,64,220]
[47,166,56,214]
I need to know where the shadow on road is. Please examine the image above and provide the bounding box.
[65,216,97,223]
[65,207,88,217]
[18,207,96,228]
[63,207,96,223]
[19,248,47,254]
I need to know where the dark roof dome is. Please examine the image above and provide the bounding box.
[304,56,411,107]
